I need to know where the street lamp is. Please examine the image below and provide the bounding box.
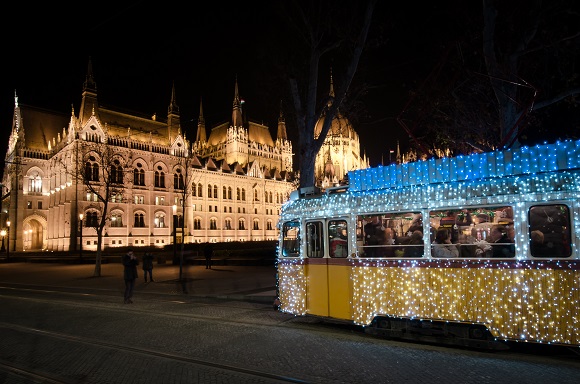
[79,213,84,260]
[6,220,10,261]
[172,204,177,266]
[0,229,5,253]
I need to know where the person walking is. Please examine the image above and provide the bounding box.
[122,249,139,304]
[203,242,214,269]
[142,252,154,282]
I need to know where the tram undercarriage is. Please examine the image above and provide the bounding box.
[365,316,510,351]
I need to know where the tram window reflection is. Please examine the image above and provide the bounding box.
[282,221,300,257]
[430,206,515,258]
[306,221,324,258]
[528,204,571,258]
[358,212,420,257]
[328,220,348,258]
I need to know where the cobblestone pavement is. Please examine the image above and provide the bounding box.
[1,261,580,383]
[0,261,278,303]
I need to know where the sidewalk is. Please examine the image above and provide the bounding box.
[0,261,278,304]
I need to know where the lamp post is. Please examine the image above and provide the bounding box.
[0,229,5,253]
[172,204,177,266]
[79,213,84,261]
[6,220,10,261]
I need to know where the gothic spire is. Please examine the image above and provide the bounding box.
[196,98,207,143]
[276,101,288,141]
[167,81,181,140]
[168,81,180,116]
[232,75,243,127]
[79,57,98,126]
[83,56,97,93]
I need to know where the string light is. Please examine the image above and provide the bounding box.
[277,139,580,347]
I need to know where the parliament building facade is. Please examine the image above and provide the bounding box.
[1,60,297,252]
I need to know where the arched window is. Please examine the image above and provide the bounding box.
[85,156,100,182]
[253,219,260,230]
[174,169,184,189]
[85,162,92,180]
[27,172,42,193]
[111,212,123,227]
[155,171,160,187]
[87,211,99,227]
[154,213,165,228]
[110,159,123,184]
[134,213,145,227]
[210,218,217,230]
[238,219,246,230]
[197,183,203,197]
[237,187,241,200]
[224,218,232,230]
[92,163,99,181]
[155,167,166,188]
[242,188,246,201]
[228,187,232,200]
[194,218,201,230]
[213,185,218,198]
[207,184,212,198]
[223,186,227,199]
[134,163,145,186]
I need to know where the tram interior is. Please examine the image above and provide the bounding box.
[279,204,571,259]
[357,204,570,258]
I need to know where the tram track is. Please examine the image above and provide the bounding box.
[0,321,308,383]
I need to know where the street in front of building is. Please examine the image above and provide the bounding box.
[0,262,579,383]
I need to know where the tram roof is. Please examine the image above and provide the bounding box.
[348,140,580,193]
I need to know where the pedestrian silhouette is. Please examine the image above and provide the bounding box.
[203,242,213,269]
[142,252,154,282]
[122,249,139,304]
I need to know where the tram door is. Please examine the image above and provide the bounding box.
[305,219,351,320]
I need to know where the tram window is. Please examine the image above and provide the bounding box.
[281,221,300,257]
[306,221,324,258]
[358,212,420,258]
[430,206,515,258]
[328,220,348,258]
[528,204,571,258]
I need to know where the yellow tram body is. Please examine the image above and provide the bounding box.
[277,140,580,348]
[278,259,579,345]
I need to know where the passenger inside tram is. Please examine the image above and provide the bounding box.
[488,224,515,258]
[430,206,515,258]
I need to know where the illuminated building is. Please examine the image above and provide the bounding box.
[1,59,295,252]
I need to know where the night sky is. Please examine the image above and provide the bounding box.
[1,2,574,169]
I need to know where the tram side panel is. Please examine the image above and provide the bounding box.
[305,258,330,317]
[327,260,353,320]
[348,260,580,346]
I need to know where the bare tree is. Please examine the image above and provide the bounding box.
[403,1,580,157]
[280,0,377,189]
[173,149,200,285]
[482,0,580,149]
[69,140,127,277]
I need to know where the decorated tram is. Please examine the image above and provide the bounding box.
[276,140,580,350]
